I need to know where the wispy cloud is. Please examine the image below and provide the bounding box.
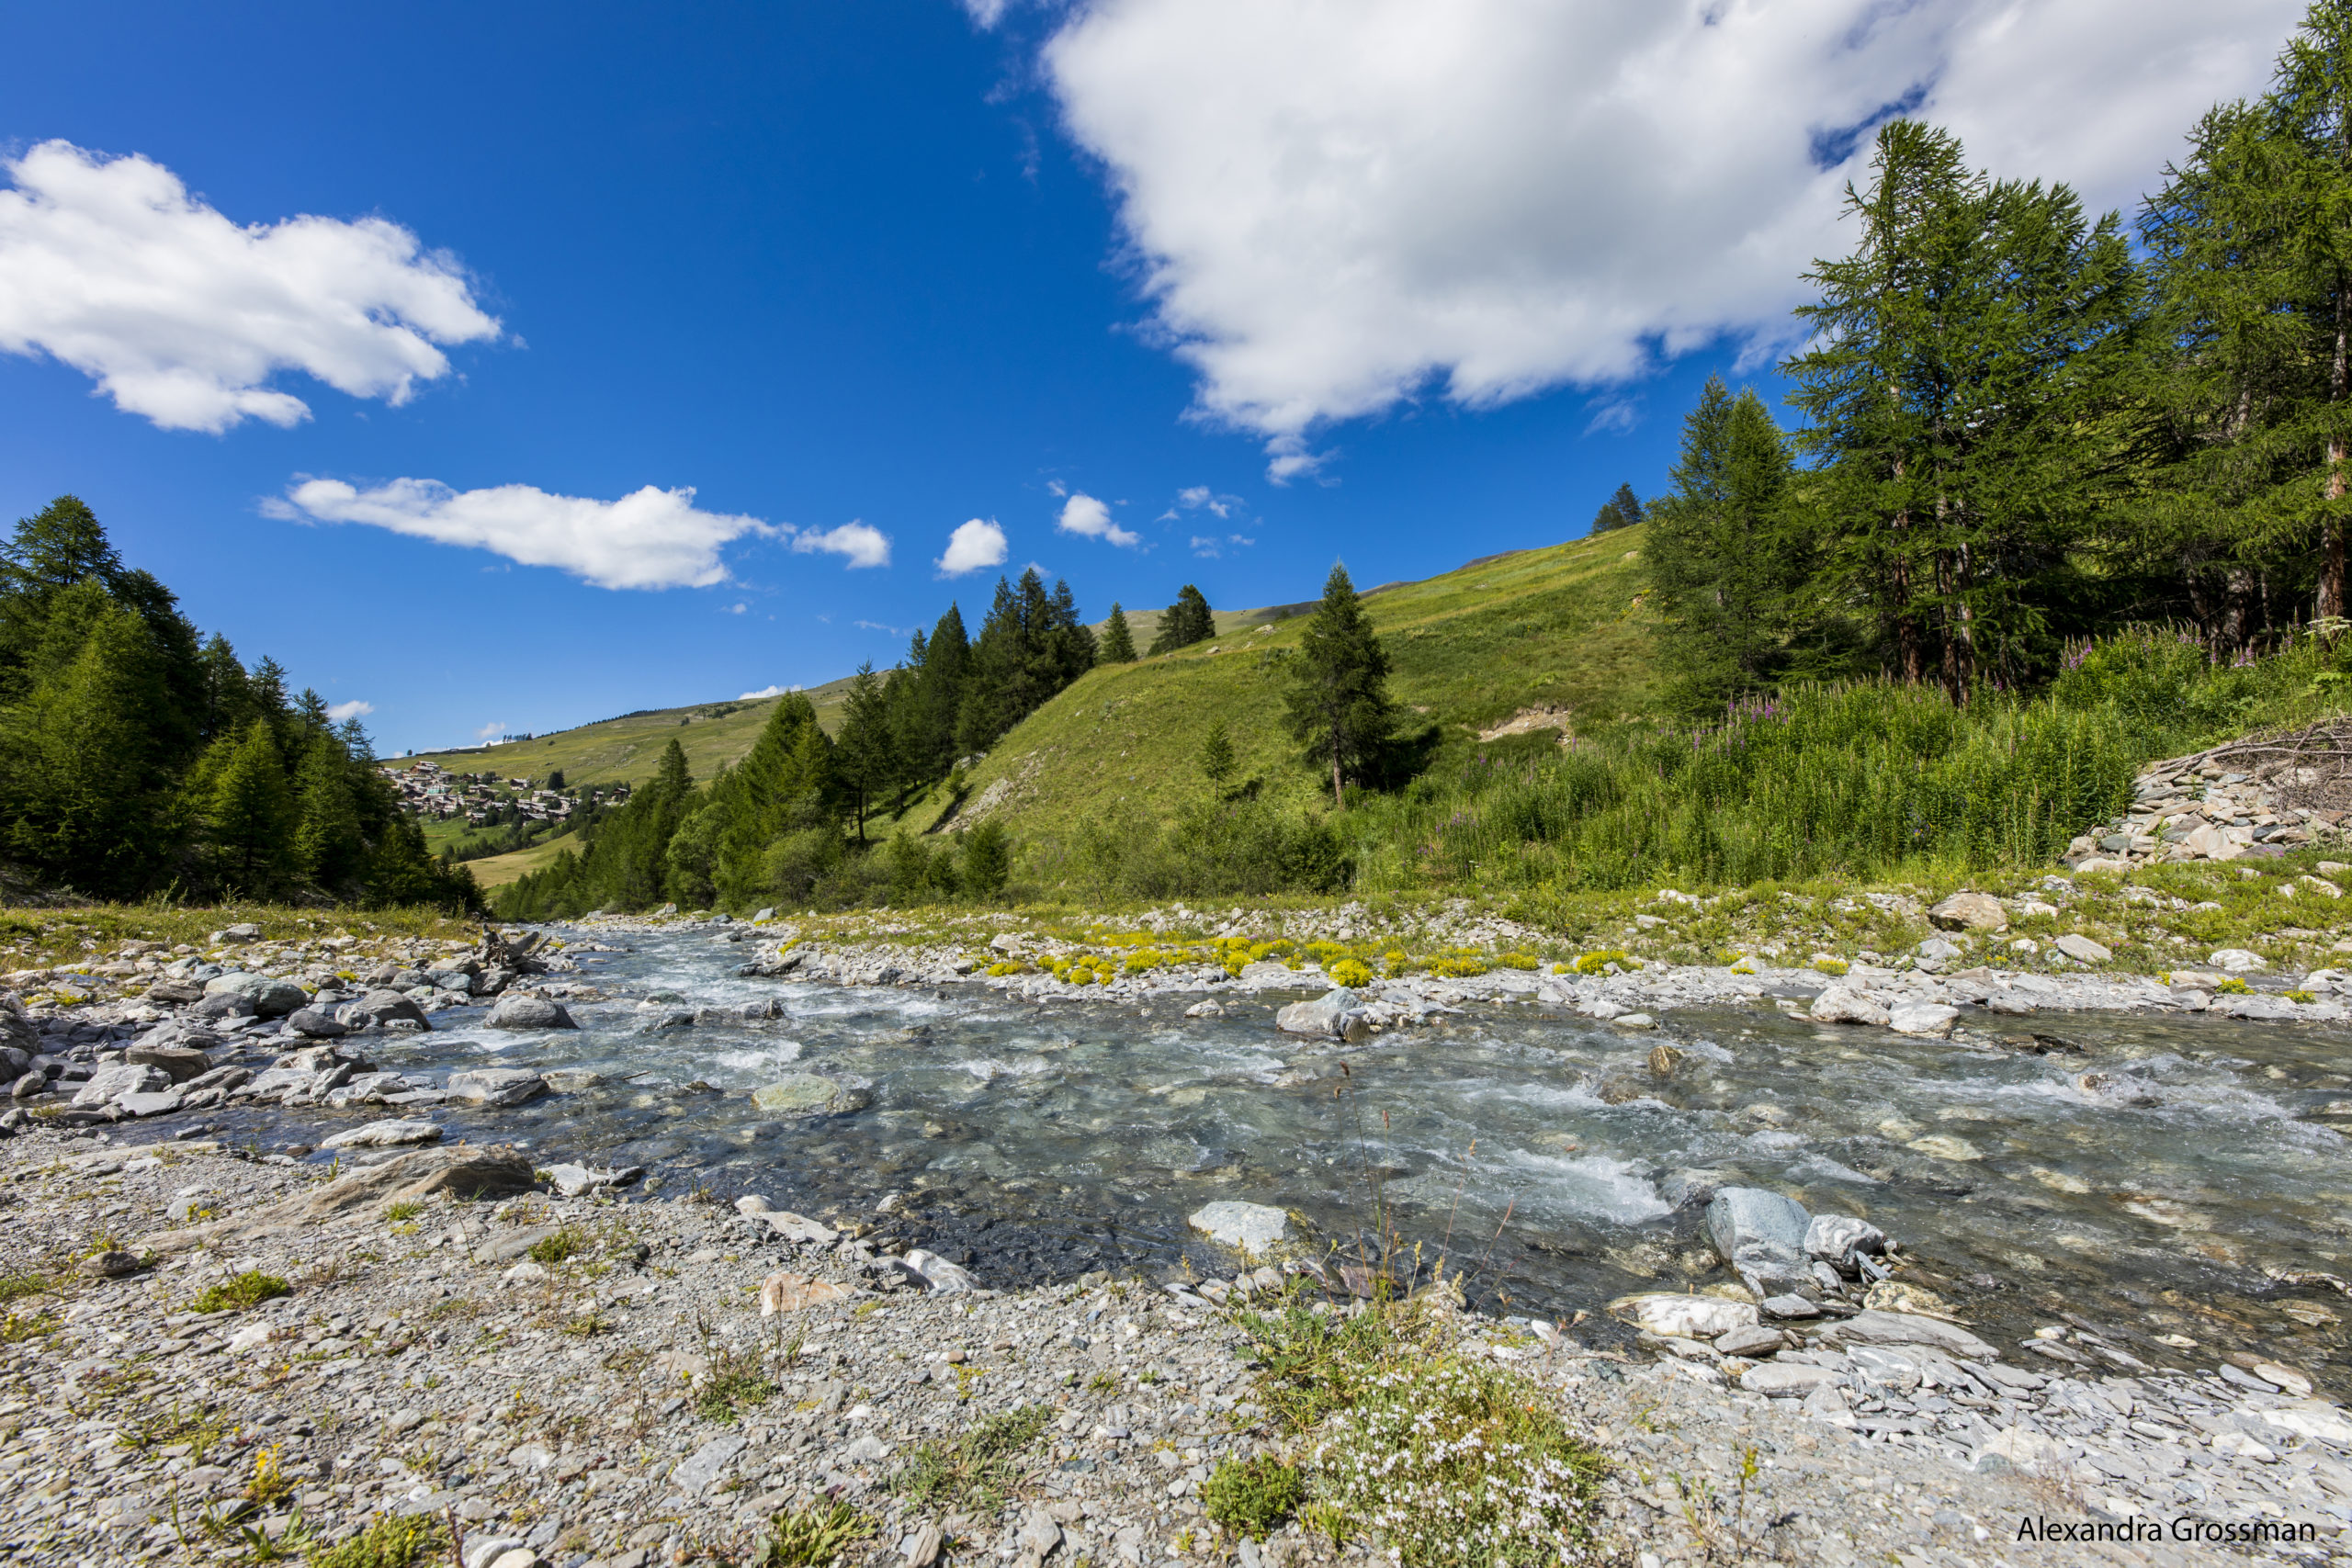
[326,699,374,722]
[937,517,1010,576]
[856,619,912,637]
[473,720,503,743]
[0,141,498,432]
[739,683,799,700]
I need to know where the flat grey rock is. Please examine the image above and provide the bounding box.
[445,1068,547,1108]
[1187,1200,1296,1258]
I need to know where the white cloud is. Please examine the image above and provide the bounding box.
[1038,0,2302,477]
[936,516,1010,576]
[1190,535,1221,558]
[0,141,499,433]
[856,619,912,636]
[269,478,775,590]
[1175,485,1236,518]
[1057,491,1141,547]
[726,602,747,614]
[474,721,503,743]
[325,699,374,722]
[740,683,799,700]
[791,521,892,569]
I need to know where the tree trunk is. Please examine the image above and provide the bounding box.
[2328,272,2349,624]
[1331,748,1345,810]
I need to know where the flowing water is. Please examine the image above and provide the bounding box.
[222,926,2352,1384]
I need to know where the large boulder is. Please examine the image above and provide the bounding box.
[1927,892,2007,932]
[445,1068,548,1108]
[321,1119,444,1149]
[1887,1002,1959,1038]
[1609,1292,1758,1339]
[1705,1187,1811,1279]
[124,1042,212,1083]
[2052,934,2112,964]
[284,1006,349,1039]
[202,972,307,1018]
[72,1063,169,1107]
[749,1074,870,1116]
[1187,1201,1299,1259]
[1274,987,1369,1042]
[340,989,431,1031]
[485,994,577,1031]
[1811,987,1891,1026]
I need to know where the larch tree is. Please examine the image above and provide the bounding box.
[1101,603,1136,662]
[1283,564,1395,807]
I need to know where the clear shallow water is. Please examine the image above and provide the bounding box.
[229,927,2352,1380]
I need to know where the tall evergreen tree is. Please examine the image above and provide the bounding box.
[1148,585,1216,654]
[1787,119,2141,695]
[1283,564,1395,807]
[293,732,365,890]
[1101,603,1136,662]
[1590,483,1645,534]
[956,570,1095,752]
[836,662,895,842]
[1646,378,1809,707]
[1200,719,1237,795]
[198,717,299,895]
[919,604,972,775]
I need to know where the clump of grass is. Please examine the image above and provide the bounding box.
[1306,1352,1604,1567]
[695,1343,778,1424]
[383,1200,424,1224]
[191,1270,289,1314]
[527,1226,587,1266]
[245,1443,294,1506]
[0,1271,53,1306]
[302,1509,449,1568]
[1230,1296,1428,1432]
[891,1404,1051,1510]
[1,1309,60,1343]
[753,1502,874,1566]
[1204,1455,1305,1541]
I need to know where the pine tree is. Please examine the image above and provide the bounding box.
[836,662,895,842]
[1200,719,1237,795]
[1787,119,2140,694]
[1590,483,1644,534]
[1283,564,1394,807]
[293,732,364,890]
[920,604,971,775]
[1646,378,1809,707]
[1101,603,1136,662]
[199,717,299,895]
[1148,585,1216,654]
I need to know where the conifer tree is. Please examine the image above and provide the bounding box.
[1283,564,1394,807]
[836,662,894,842]
[1646,378,1808,706]
[1590,483,1644,534]
[293,732,364,890]
[200,717,299,895]
[1101,603,1136,662]
[1148,585,1216,654]
[1200,719,1236,795]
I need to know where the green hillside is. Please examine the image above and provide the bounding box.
[403,672,861,788]
[944,530,1659,840]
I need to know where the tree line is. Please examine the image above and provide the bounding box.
[0,497,481,908]
[496,562,1398,916]
[1647,3,2352,712]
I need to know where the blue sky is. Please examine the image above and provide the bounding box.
[0,0,2300,753]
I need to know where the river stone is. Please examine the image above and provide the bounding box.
[1274,987,1367,1042]
[1609,1292,1757,1339]
[672,1434,746,1494]
[484,994,577,1031]
[2209,947,2268,972]
[1713,1325,1786,1357]
[116,1089,185,1118]
[1916,936,1963,964]
[2052,933,2112,964]
[1706,1187,1809,1268]
[545,1162,640,1197]
[1887,1001,1958,1037]
[125,1043,211,1082]
[73,1063,168,1107]
[1188,1201,1297,1258]
[1927,892,2007,932]
[1761,1294,1821,1319]
[1804,1213,1887,1271]
[321,1119,443,1149]
[1740,1361,1840,1396]
[342,989,431,1030]
[284,1006,348,1039]
[1817,1309,1998,1361]
[750,1074,870,1116]
[445,1068,548,1108]
[1609,1012,1657,1030]
[896,1249,978,1293]
[1810,987,1890,1026]
[759,1271,853,1313]
[2224,994,2296,1021]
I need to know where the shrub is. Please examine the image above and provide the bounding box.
[1204,1456,1304,1541]
[192,1270,288,1313]
[305,1511,450,1568]
[1329,958,1374,987]
[1306,1353,1605,1568]
[1495,952,1539,970]
[892,1404,1050,1509]
[2215,976,2253,995]
[961,820,1012,897]
[754,1502,874,1567]
[528,1226,586,1266]
[1571,950,1626,975]
[1812,957,1849,976]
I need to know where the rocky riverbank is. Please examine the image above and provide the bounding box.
[4,1127,2346,1567]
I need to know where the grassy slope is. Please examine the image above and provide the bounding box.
[946,530,1659,841]
[403,672,859,789]
[463,834,578,889]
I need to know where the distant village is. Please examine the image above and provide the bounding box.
[379,759,628,830]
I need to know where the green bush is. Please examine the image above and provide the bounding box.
[191,1270,288,1313]
[304,1511,448,1568]
[1073,798,1352,897]
[1204,1455,1304,1540]
[961,819,1012,897]
[1306,1353,1604,1568]
[892,1404,1050,1509]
